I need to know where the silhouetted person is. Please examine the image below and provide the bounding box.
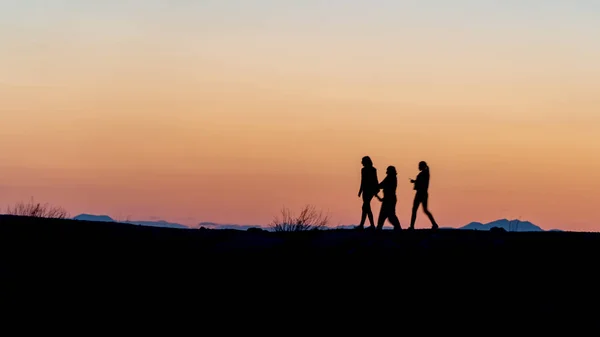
[357,156,379,230]
[409,161,439,230]
[375,166,402,231]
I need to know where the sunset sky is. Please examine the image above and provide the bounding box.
[1,1,599,231]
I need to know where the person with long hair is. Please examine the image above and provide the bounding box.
[357,156,379,230]
[409,161,439,230]
[375,165,402,231]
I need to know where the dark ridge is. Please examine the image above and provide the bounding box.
[1,215,598,325]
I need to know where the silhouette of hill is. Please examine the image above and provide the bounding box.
[197,222,263,230]
[198,219,561,232]
[1,214,598,325]
[73,214,114,222]
[72,215,561,232]
[460,218,543,232]
[72,213,189,229]
[124,220,189,229]
[335,225,358,230]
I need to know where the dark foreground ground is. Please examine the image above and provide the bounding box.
[1,215,599,328]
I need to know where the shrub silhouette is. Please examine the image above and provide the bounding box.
[5,197,69,219]
[270,205,329,232]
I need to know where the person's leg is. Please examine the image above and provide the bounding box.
[421,193,439,229]
[367,210,375,228]
[358,209,366,229]
[409,194,421,229]
[358,195,372,229]
[366,195,375,228]
[364,194,375,228]
[388,198,402,230]
[376,201,388,230]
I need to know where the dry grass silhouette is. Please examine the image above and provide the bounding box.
[5,197,69,219]
[270,204,329,232]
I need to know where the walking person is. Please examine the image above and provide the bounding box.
[375,166,402,231]
[357,156,379,230]
[409,161,439,230]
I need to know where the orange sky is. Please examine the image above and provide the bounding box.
[1,1,600,231]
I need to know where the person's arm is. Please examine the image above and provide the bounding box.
[372,170,381,199]
[375,177,387,201]
[358,169,364,197]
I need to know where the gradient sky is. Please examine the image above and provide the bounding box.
[1,1,600,231]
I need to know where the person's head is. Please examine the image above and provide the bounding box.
[418,161,428,171]
[361,156,373,167]
[386,166,397,176]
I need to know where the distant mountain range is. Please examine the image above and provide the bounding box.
[458,219,562,232]
[72,214,190,229]
[337,219,562,232]
[197,222,262,231]
[73,214,115,222]
[337,219,563,232]
[72,214,563,232]
[72,214,263,230]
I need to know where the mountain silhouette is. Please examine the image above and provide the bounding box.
[73,214,114,222]
[72,214,189,229]
[198,222,265,231]
[71,215,562,232]
[460,219,543,232]
[124,220,189,229]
